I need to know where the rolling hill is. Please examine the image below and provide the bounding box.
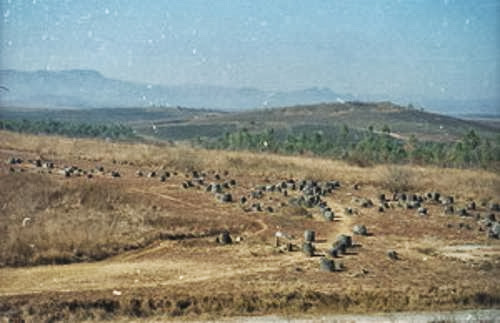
[134,101,500,142]
[1,100,499,144]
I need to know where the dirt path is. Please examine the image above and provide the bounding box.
[0,245,296,298]
[246,216,269,237]
[130,187,199,209]
[324,196,354,239]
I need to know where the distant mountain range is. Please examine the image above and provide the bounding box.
[0,69,353,111]
[362,94,499,117]
[0,69,498,116]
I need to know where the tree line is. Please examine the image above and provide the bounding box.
[0,119,137,140]
[201,125,500,169]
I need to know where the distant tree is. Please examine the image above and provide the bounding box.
[198,124,499,170]
[341,124,349,139]
[382,124,391,134]
[408,134,418,147]
[463,129,480,150]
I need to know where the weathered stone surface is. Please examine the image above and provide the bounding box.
[304,230,315,242]
[353,224,368,236]
[216,231,232,244]
[387,250,399,260]
[319,257,335,272]
[302,242,315,257]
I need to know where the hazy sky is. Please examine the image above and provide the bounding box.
[1,0,499,101]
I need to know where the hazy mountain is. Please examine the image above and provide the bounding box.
[0,69,353,111]
[360,94,499,117]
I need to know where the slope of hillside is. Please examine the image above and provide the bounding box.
[0,106,222,125]
[145,102,500,142]
[0,130,499,321]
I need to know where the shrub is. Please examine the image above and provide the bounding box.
[379,166,415,192]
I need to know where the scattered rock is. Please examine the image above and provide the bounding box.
[216,193,232,203]
[486,213,496,222]
[211,183,222,194]
[489,222,500,239]
[387,250,399,260]
[353,224,368,236]
[323,210,334,221]
[221,193,232,202]
[304,230,315,242]
[319,257,335,272]
[251,203,262,212]
[328,247,339,258]
[252,190,263,199]
[216,231,232,244]
[336,234,353,248]
[417,207,428,216]
[431,192,441,202]
[466,201,476,210]
[441,196,454,205]
[489,203,500,212]
[8,157,23,164]
[334,261,345,271]
[353,198,373,208]
[302,241,315,257]
[444,205,454,215]
[22,217,31,227]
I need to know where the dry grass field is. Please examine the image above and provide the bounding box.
[0,130,499,322]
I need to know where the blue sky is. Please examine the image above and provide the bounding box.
[1,0,498,102]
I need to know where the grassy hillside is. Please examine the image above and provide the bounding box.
[2,102,499,170]
[188,101,500,141]
[0,130,499,321]
[2,102,498,142]
[0,106,222,125]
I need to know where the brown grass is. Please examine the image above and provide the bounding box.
[1,130,500,321]
[3,130,498,197]
[378,165,416,193]
[0,173,165,266]
[1,286,498,322]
